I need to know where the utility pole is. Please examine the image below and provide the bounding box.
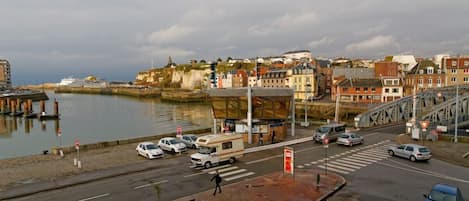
[454,56,460,143]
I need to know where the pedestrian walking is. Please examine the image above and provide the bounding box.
[271,131,276,144]
[259,133,263,145]
[211,170,222,196]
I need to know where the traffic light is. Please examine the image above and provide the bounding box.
[210,62,217,88]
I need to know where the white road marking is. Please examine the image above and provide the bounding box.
[220,169,247,177]
[202,164,232,172]
[358,152,389,158]
[183,172,206,178]
[323,163,357,172]
[134,180,168,190]
[317,165,349,174]
[353,153,385,161]
[310,161,318,164]
[330,161,363,170]
[347,155,380,163]
[336,159,368,167]
[79,193,110,201]
[208,166,238,174]
[224,172,255,181]
[297,165,304,168]
[340,157,373,165]
[305,163,311,166]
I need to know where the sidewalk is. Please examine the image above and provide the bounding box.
[174,169,346,201]
[0,127,332,200]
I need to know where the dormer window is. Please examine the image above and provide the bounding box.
[452,60,457,67]
[437,69,442,74]
[419,69,424,74]
[426,67,433,74]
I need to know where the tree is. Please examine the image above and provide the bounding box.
[217,58,223,62]
[200,60,206,64]
[226,56,233,62]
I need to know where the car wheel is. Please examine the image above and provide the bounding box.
[204,162,212,169]
[349,142,353,147]
[192,144,196,149]
[171,148,176,153]
[147,154,151,159]
[137,151,140,156]
[361,139,364,144]
[229,157,236,164]
[410,156,416,162]
[388,150,394,156]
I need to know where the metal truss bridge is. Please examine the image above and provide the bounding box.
[354,85,469,131]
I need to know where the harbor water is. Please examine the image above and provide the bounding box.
[0,91,213,159]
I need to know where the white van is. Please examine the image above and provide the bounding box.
[190,134,244,169]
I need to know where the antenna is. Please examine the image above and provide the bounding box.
[151,60,154,69]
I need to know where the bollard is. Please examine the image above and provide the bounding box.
[316,173,320,190]
[77,160,82,169]
[74,158,77,166]
[59,150,64,157]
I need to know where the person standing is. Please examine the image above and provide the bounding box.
[271,131,276,144]
[211,170,222,196]
[259,133,263,145]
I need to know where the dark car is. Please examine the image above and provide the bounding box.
[424,183,465,201]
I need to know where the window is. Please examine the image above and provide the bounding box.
[452,60,457,67]
[385,80,392,85]
[222,142,233,150]
[452,69,457,74]
[405,146,414,152]
[371,88,376,92]
[418,79,423,84]
[385,88,390,93]
[428,79,432,85]
[419,69,424,74]
[451,77,457,82]
[393,80,399,85]
[465,69,469,74]
[427,68,433,74]
[392,88,399,93]
[364,87,368,92]
[343,87,348,92]
[436,79,441,84]
[355,87,360,92]
[397,145,405,150]
[465,60,469,66]
[464,77,469,83]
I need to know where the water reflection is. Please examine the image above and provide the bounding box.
[0,115,60,138]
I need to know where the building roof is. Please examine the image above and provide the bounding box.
[408,60,440,74]
[338,78,382,88]
[332,68,375,79]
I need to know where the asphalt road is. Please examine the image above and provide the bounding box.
[8,125,469,201]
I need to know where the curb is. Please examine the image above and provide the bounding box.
[0,135,316,200]
[317,174,347,201]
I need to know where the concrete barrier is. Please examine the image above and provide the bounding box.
[51,128,211,155]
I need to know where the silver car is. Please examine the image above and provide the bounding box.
[387,144,432,162]
[337,133,364,146]
[180,134,199,149]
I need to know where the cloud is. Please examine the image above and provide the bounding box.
[354,24,387,36]
[308,37,335,48]
[248,10,320,36]
[138,46,195,59]
[148,25,196,44]
[345,35,397,52]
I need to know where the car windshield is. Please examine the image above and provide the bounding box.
[340,134,349,138]
[430,190,457,201]
[198,146,213,154]
[146,144,157,150]
[169,139,178,144]
[317,127,330,133]
[419,147,430,153]
[190,136,198,141]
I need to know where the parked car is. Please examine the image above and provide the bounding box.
[158,137,187,153]
[180,134,199,149]
[424,183,465,201]
[136,142,164,159]
[313,123,346,143]
[387,144,431,162]
[337,133,364,146]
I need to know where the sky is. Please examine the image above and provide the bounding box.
[1,0,468,85]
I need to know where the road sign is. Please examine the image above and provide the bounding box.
[284,147,294,175]
[323,138,329,148]
[176,126,182,138]
[74,139,80,150]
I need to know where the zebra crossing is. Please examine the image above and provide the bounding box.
[186,164,255,182]
[296,140,394,175]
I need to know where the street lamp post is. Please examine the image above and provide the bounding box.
[454,56,460,143]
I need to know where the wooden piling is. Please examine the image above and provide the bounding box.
[40,100,45,114]
[25,119,30,133]
[11,100,16,114]
[0,99,4,113]
[16,98,21,111]
[24,103,29,115]
[54,99,59,116]
[28,99,33,113]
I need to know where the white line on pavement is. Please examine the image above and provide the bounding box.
[324,163,357,172]
[347,155,380,163]
[209,166,238,174]
[220,169,247,177]
[78,193,110,201]
[202,164,232,172]
[330,161,363,170]
[224,172,255,181]
[353,153,385,161]
[358,152,389,158]
[134,180,168,190]
[336,159,368,167]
